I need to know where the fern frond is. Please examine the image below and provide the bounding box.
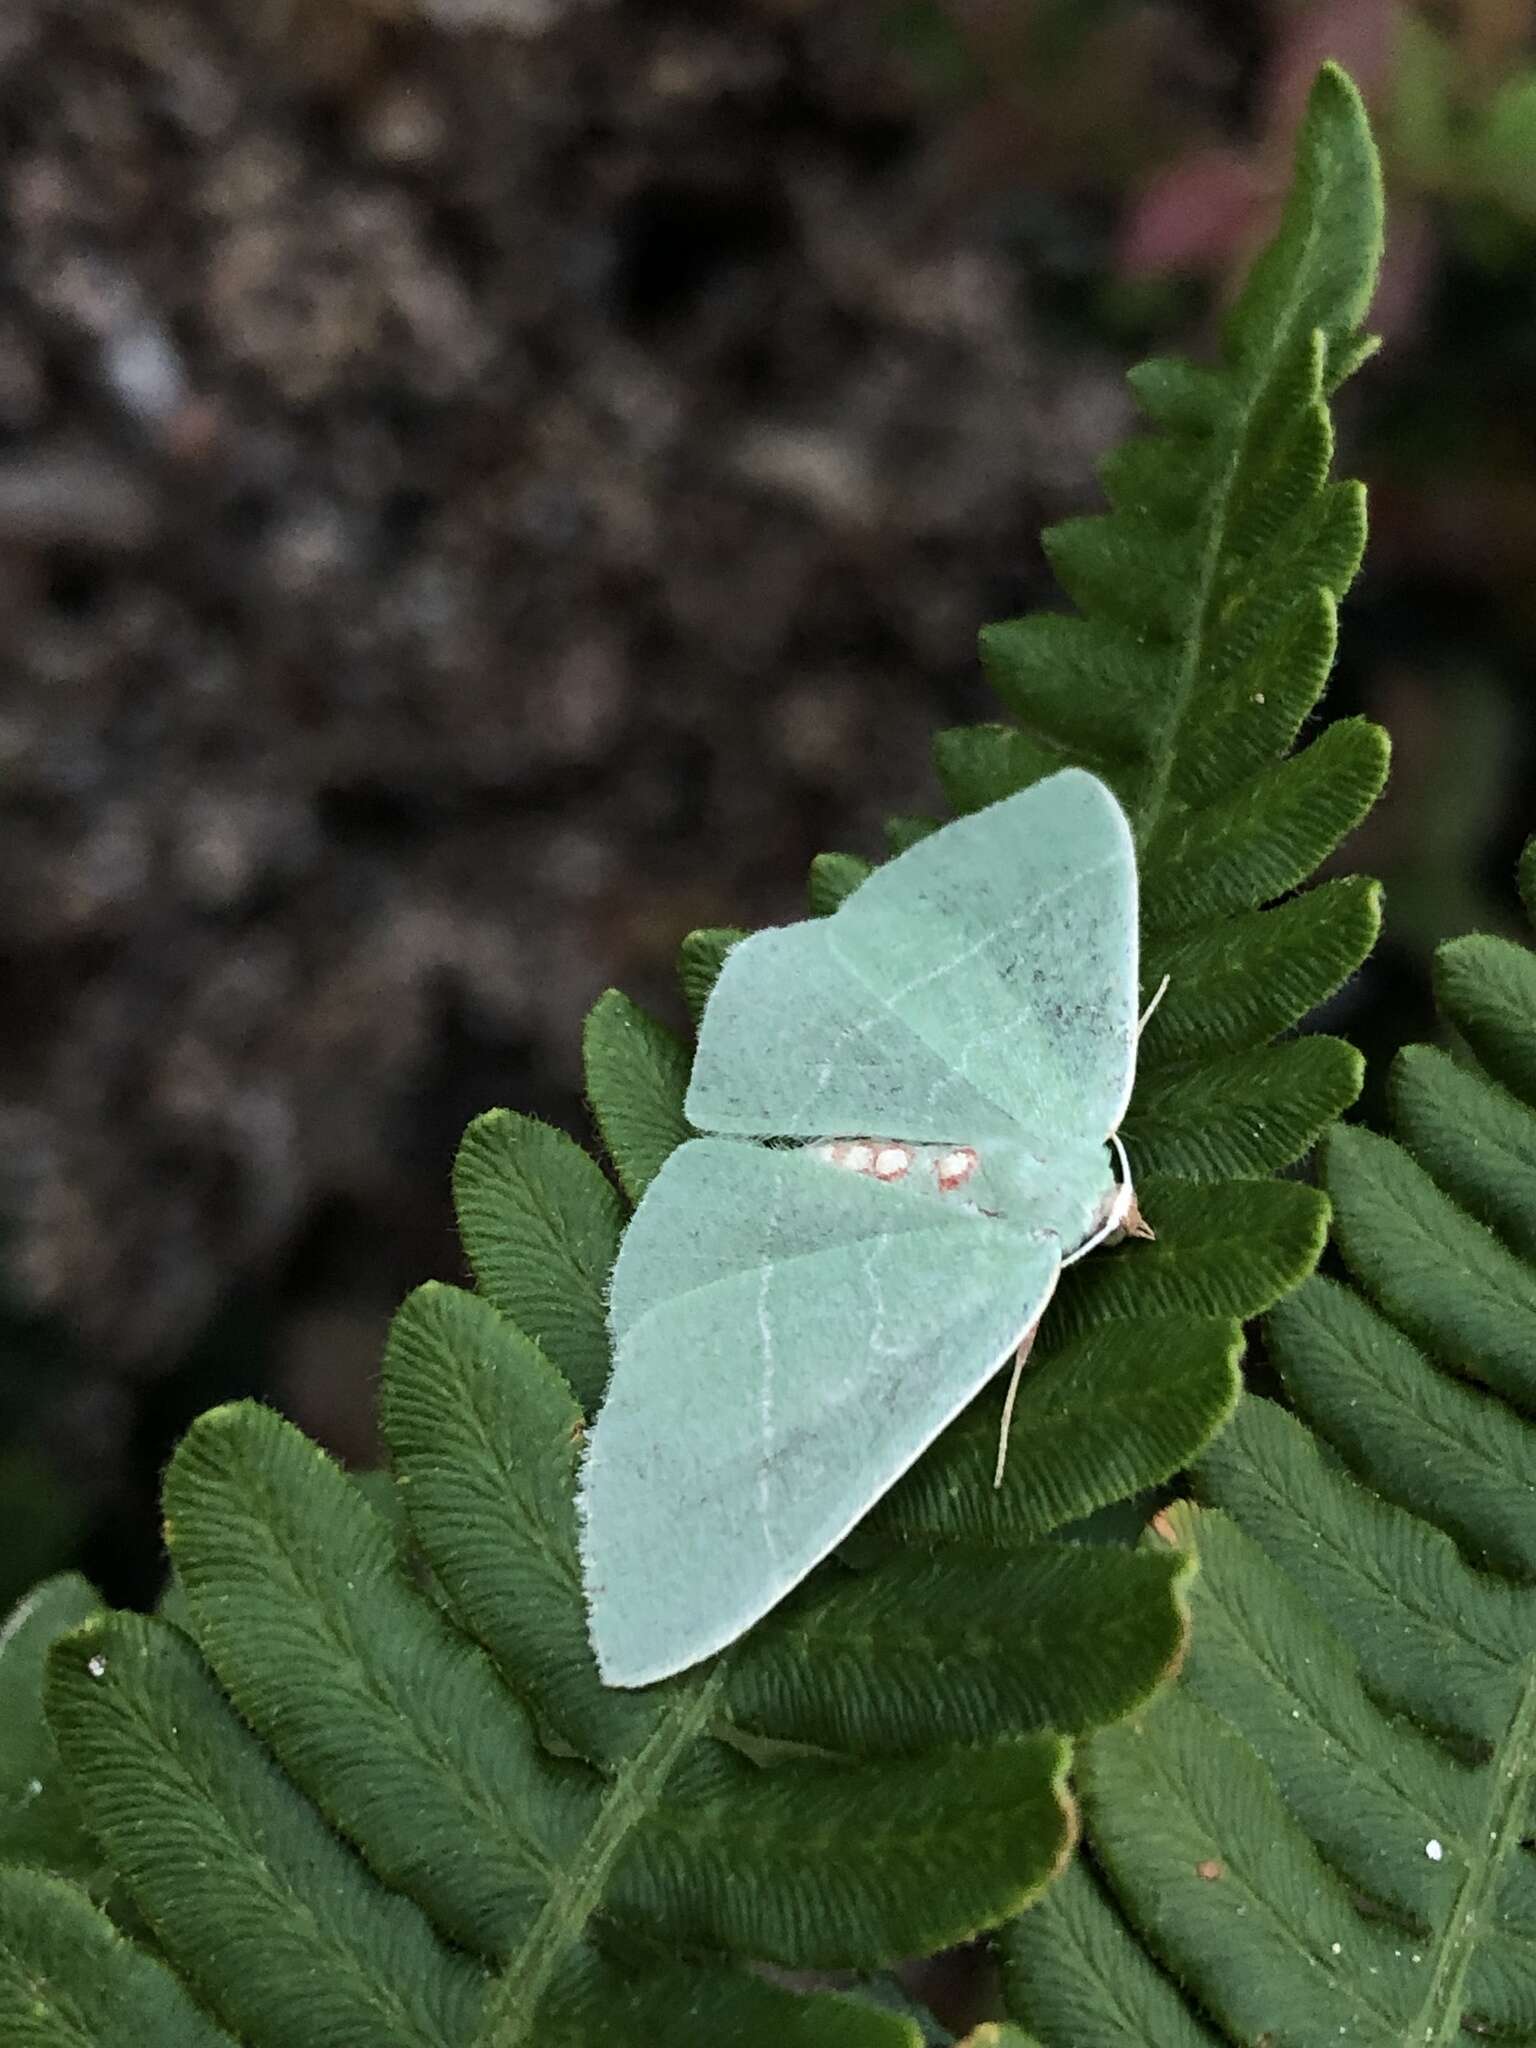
[1003,830,1536,2042]
[616,63,1384,1578]
[793,72,1388,1746]
[953,67,1384,1186]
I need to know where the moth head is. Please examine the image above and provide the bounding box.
[1106,1187,1156,1245]
[1081,1130,1155,1255]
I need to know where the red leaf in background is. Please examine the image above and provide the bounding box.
[1119,0,1430,336]
[1118,147,1268,277]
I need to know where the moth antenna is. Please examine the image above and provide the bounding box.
[1138,972,1171,1036]
[993,1324,1040,1488]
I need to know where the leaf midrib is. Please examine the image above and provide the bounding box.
[1128,1722,1406,2035]
[178,1474,570,1894]
[1215,1440,1522,1685]
[474,1668,725,2047]
[1344,1156,1536,1394]
[1201,1576,1456,1849]
[1134,211,1325,846]
[102,1623,447,2040]
[1414,1653,1536,2043]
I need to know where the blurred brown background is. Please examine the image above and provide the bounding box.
[1,0,1533,1607]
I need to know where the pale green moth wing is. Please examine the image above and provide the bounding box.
[581,767,1140,1685]
[580,1138,1110,1688]
[685,767,1138,1147]
[681,920,1018,1142]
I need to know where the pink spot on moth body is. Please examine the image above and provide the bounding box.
[935,1147,978,1192]
[811,1138,979,1194]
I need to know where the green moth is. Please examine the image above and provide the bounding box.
[580,767,1143,1687]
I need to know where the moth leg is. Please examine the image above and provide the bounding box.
[1138,972,1171,1036]
[992,1320,1041,1489]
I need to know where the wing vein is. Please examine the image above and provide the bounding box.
[815,852,1125,1137]
[619,1207,1006,1347]
[755,1249,780,1570]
